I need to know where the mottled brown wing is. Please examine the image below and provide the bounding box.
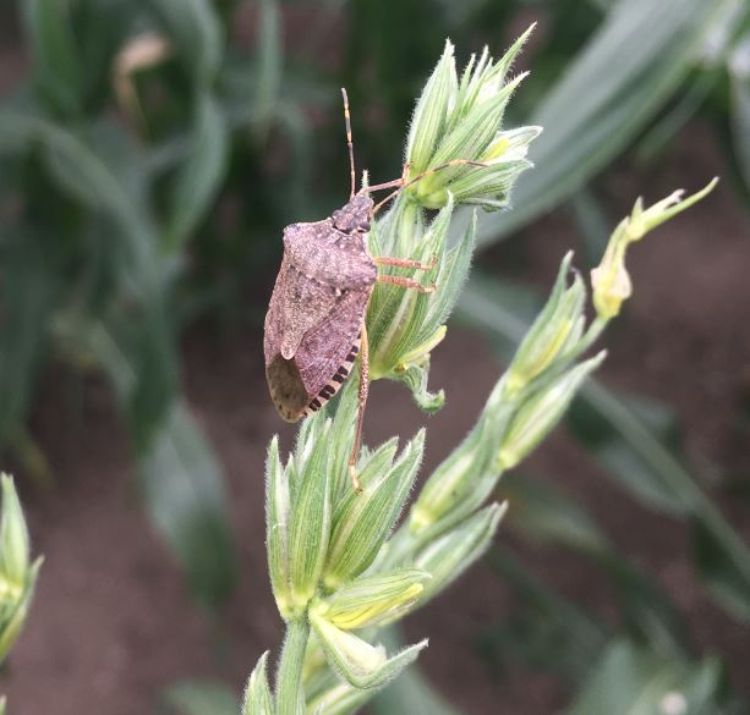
[264,255,303,421]
[263,254,290,365]
[294,285,370,414]
[264,285,369,421]
[267,259,339,357]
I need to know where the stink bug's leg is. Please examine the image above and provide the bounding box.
[367,163,410,214]
[364,162,410,194]
[341,88,356,199]
[372,187,403,215]
[400,158,487,191]
[348,322,370,492]
[374,255,437,271]
[370,158,488,214]
[377,274,435,293]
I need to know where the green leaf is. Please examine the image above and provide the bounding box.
[71,0,136,108]
[692,516,750,622]
[164,680,239,715]
[474,0,732,246]
[484,548,607,681]
[21,0,83,115]
[0,229,59,449]
[500,474,689,655]
[604,557,691,657]
[566,381,696,516]
[570,188,612,266]
[254,0,283,137]
[730,33,750,189]
[499,473,609,556]
[82,324,236,608]
[568,640,729,715]
[138,402,237,608]
[165,92,229,251]
[145,0,223,85]
[0,111,161,293]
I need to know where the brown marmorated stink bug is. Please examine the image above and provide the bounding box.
[264,89,482,489]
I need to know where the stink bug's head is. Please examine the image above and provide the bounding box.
[332,194,373,233]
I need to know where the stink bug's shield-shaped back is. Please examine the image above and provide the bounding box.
[263,195,377,422]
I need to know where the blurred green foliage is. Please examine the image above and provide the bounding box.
[2,0,750,711]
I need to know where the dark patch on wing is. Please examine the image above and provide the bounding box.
[266,355,309,422]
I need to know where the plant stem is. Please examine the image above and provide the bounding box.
[275,617,310,715]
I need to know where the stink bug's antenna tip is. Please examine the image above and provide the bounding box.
[341,87,356,199]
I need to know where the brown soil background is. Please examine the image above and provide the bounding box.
[2,127,749,715]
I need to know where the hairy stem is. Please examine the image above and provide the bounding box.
[275,617,310,715]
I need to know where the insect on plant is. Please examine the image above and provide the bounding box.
[263,89,483,489]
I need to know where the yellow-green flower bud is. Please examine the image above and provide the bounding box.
[498,352,606,470]
[415,502,506,603]
[0,474,42,665]
[591,234,632,320]
[313,569,430,630]
[265,436,293,620]
[481,125,543,163]
[323,431,423,589]
[265,411,336,619]
[287,417,332,614]
[409,401,512,536]
[400,26,538,211]
[310,608,427,689]
[507,252,585,394]
[405,39,457,173]
[592,179,718,320]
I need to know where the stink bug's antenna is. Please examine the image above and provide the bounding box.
[341,87,356,199]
